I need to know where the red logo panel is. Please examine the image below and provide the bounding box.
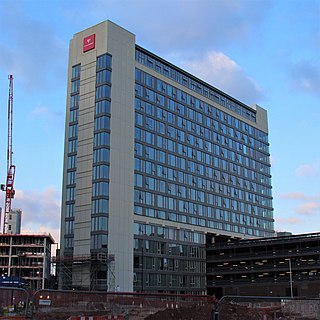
[83,34,95,52]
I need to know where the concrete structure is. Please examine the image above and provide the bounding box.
[207,232,320,298]
[60,21,274,293]
[7,209,22,234]
[0,233,55,289]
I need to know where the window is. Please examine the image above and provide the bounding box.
[65,237,74,249]
[91,216,108,231]
[67,171,76,185]
[92,182,109,197]
[66,204,74,218]
[135,113,143,126]
[134,173,143,187]
[72,64,81,79]
[93,164,109,180]
[134,143,143,156]
[145,177,155,190]
[94,148,110,163]
[91,234,108,250]
[92,199,109,214]
[96,69,111,84]
[66,187,76,201]
[96,84,111,100]
[143,104,153,117]
[94,132,110,147]
[67,155,76,169]
[65,220,74,234]
[69,109,79,122]
[71,79,80,94]
[68,124,78,139]
[68,139,77,153]
[96,100,111,114]
[95,116,110,131]
[71,94,79,108]
[146,117,155,130]
[97,54,112,70]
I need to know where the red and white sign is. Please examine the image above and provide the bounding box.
[83,34,95,52]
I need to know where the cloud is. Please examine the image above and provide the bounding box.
[275,216,302,225]
[279,192,320,201]
[295,161,320,177]
[180,51,264,104]
[295,202,320,216]
[0,2,67,91]
[278,191,320,218]
[30,106,55,117]
[90,0,271,52]
[28,106,64,130]
[275,208,320,234]
[287,60,320,96]
[1,187,62,243]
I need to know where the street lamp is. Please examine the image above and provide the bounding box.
[141,245,144,292]
[286,258,293,298]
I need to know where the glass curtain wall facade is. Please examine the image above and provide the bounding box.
[60,21,274,294]
[133,48,273,293]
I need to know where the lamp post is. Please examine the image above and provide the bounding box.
[141,246,144,292]
[288,258,293,298]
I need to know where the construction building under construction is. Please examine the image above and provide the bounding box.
[0,75,57,291]
[0,233,55,289]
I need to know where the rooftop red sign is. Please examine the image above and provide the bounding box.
[83,34,95,52]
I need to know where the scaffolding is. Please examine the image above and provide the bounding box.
[53,252,115,291]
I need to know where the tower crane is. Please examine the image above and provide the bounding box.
[1,75,16,234]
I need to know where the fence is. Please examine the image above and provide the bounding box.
[216,296,320,320]
[0,287,30,319]
[32,289,213,319]
[1,288,319,320]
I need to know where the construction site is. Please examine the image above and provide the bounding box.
[53,252,115,291]
[1,287,320,320]
[0,36,319,318]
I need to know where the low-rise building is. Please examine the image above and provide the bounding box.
[0,233,55,289]
[207,232,320,298]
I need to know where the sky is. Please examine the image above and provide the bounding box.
[0,0,319,244]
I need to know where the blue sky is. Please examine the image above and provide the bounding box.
[0,0,319,243]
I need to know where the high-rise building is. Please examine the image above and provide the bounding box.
[60,20,274,293]
[7,209,22,234]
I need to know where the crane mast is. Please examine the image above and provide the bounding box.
[1,75,16,234]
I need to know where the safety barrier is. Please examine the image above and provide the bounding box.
[0,287,30,319]
[32,289,213,319]
[216,296,320,320]
[0,317,27,320]
[67,316,124,320]
[2,288,319,319]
